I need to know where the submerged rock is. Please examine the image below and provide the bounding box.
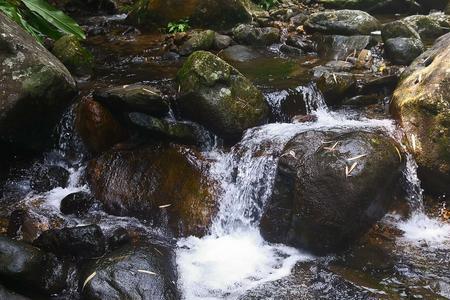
[176,51,269,141]
[0,13,77,150]
[391,33,450,195]
[260,130,404,254]
[304,10,380,35]
[232,24,281,46]
[34,225,106,259]
[384,37,425,65]
[219,45,260,62]
[52,35,94,76]
[0,236,69,295]
[82,242,179,300]
[87,145,217,237]
[75,98,128,154]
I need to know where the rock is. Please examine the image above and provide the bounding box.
[60,191,94,216]
[316,71,356,105]
[179,30,215,56]
[318,0,448,13]
[403,13,450,40]
[52,35,94,76]
[286,35,316,53]
[87,145,217,237]
[260,130,404,254]
[107,227,131,250]
[279,44,304,56]
[304,10,380,36]
[0,12,77,150]
[391,33,450,195]
[342,94,380,106]
[213,34,232,50]
[381,20,421,42]
[0,236,69,295]
[232,24,281,46]
[30,165,70,193]
[384,37,425,65]
[7,209,52,242]
[127,0,259,30]
[82,242,179,300]
[128,112,200,145]
[219,45,260,62]
[33,225,106,258]
[93,84,169,117]
[75,98,128,154]
[314,34,374,60]
[0,284,31,300]
[176,51,269,140]
[290,13,308,26]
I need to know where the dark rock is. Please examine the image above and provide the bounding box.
[304,10,380,35]
[93,84,169,117]
[0,284,31,300]
[176,51,269,141]
[260,130,404,254]
[290,13,308,26]
[384,37,425,65]
[314,34,374,60]
[232,24,281,46]
[213,33,233,50]
[286,35,316,52]
[403,13,450,40]
[219,45,260,62]
[179,30,215,56]
[316,71,356,105]
[52,35,94,76]
[342,94,380,106]
[75,98,128,154]
[33,225,106,258]
[107,227,131,250]
[60,191,94,216]
[30,165,70,193]
[280,44,305,56]
[87,145,218,237]
[391,32,450,195]
[0,13,77,150]
[0,236,69,295]
[381,20,421,42]
[82,242,179,300]
[7,209,52,242]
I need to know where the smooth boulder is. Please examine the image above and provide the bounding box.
[384,37,425,65]
[260,130,404,254]
[87,145,217,237]
[0,12,77,150]
[232,24,281,46]
[391,33,450,195]
[177,51,269,140]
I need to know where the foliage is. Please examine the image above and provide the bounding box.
[0,0,85,43]
[167,18,190,33]
[253,0,279,10]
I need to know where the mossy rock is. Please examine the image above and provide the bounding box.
[52,35,94,76]
[391,33,450,195]
[176,51,269,141]
[403,14,450,41]
[179,30,215,56]
[381,20,421,42]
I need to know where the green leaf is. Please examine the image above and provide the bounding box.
[21,0,85,39]
[0,1,43,42]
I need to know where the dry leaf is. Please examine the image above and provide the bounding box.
[159,204,172,209]
[138,270,157,275]
[82,272,96,291]
[347,154,367,161]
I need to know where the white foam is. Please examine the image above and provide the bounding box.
[397,213,450,248]
[177,229,311,300]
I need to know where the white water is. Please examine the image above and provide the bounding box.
[176,84,403,300]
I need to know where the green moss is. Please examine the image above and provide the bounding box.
[52,35,94,76]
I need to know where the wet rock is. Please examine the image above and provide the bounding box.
[128,112,200,145]
[232,24,281,46]
[286,35,316,53]
[219,45,260,62]
[127,0,258,30]
[290,13,308,26]
[381,20,421,42]
[30,165,70,193]
[179,30,215,56]
[33,224,106,258]
[0,13,76,150]
[280,44,304,56]
[260,130,404,254]
[384,37,425,65]
[60,191,94,216]
[7,209,51,242]
[320,0,448,13]
[52,35,94,77]
[107,227,131,250]
[391,33,450,195]
[87,145,217,237]
[304,10,380,36]
[93,84,169,117]
[314,34,374,60]
[176,51,269,141]
[0,236,69,295]
[342,94,380,106]
[82,242,179,300]
[213,33,232,50]
[403,13,450,40]
[75,98,128,154]
[0,284,30,300]
[316,71,356,105]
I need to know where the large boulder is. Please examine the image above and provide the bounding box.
[304,10,380,36]
[87,145,217,237]
[176,51,269,141]
[260,130,404,254]
[82,242,179,300]
[0,236,69,295]
[127,0,261,30]
[403,13,450,40]
[0,12,77,150]
[384,37,425,65]
[391,33,450,195]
